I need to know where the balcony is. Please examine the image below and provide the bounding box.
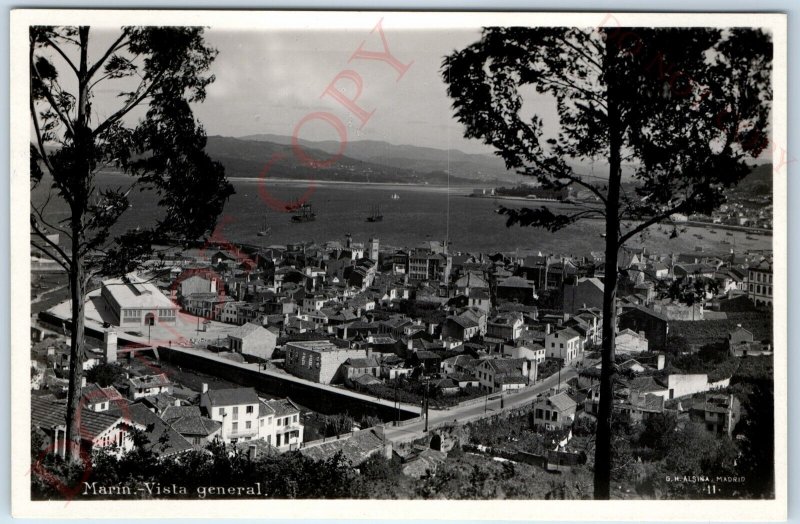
[226,429,259,439]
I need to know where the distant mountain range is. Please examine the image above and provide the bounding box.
[201,135,772,193]
[204,135,505,186]
[237,133,520,184]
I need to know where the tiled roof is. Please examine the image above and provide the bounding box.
[229,322,267,339]
[496,375,527,385]
[31,396,128,441]
[264,398,301,417]
[556,327,581,340]
[548,392,577,412]
[202,387,260,407]
[300,429,385,466]
[497,276,535,289]
[82,384,124,404]
[112,403,193,456]
[161,405,202,422]
[449,315,478,329]
[627,376,667,393]
[344,357,380,368]
[168,414,222,437]
[484,358,526,374]
[620,305,668,322]
[129,373,171,389]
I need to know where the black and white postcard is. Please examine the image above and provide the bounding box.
[9,9,788,520]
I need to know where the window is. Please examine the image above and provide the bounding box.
[276,418,282,426]
[219,407,225,417]
[245,421,252,430]
[232,422,238,433]
[246,405,253,414]
[233,406,239,420]
[293,415,298,423]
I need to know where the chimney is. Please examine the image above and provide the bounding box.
[201,383,208,393]
[656,354,665,371]
[81,376,87,389]
[545,323,551,335]
[104,329,118,364]
[366,347,372,359]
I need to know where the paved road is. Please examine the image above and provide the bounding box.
[384,366,579,444]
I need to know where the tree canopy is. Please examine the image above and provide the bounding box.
[443,26,772,499]
[30,26,234,462]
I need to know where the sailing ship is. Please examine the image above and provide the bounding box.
[366,205,383,222]
[390,193,400,200]
[257,214,271,236]
[290,203,316,223]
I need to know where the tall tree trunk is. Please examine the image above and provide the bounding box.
[64,246,85,461]
[65,26,92,463]
[594,29,622,499]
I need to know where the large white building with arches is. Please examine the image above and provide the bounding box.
[100,273,179,327]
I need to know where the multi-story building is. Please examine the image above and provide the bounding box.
[747,258,773,307]
[200,386,261,444]
[284,340,367,384]
[544,327,583,364]
[475,358,533,392]
[406,249,452,283]
[690,394,741,437]
[487,312,524,342]
[259,398,304,451]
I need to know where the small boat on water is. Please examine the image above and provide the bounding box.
[746,235,756,240]
[257,214,271,236]
[726,231,733,236]
[366,205,383,222]
[390,193,400,200]
[291,203,316,223]
[709,230,717,234]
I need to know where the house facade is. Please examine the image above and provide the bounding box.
[747,259,773,307]
[200,387,261,444]
[228,322,277,360]
[284,340,367,384]
[532,392,577,430]
[544,328,582,364]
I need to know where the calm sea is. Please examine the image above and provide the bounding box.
[33,173,771,257]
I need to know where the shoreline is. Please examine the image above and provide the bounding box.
[94,170,482,191]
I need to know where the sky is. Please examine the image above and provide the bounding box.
[77,26,560,156]
[36,25,770,160]
[193,27,559,154]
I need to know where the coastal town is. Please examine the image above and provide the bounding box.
[30,223,774,498]
[22,19,779,507]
